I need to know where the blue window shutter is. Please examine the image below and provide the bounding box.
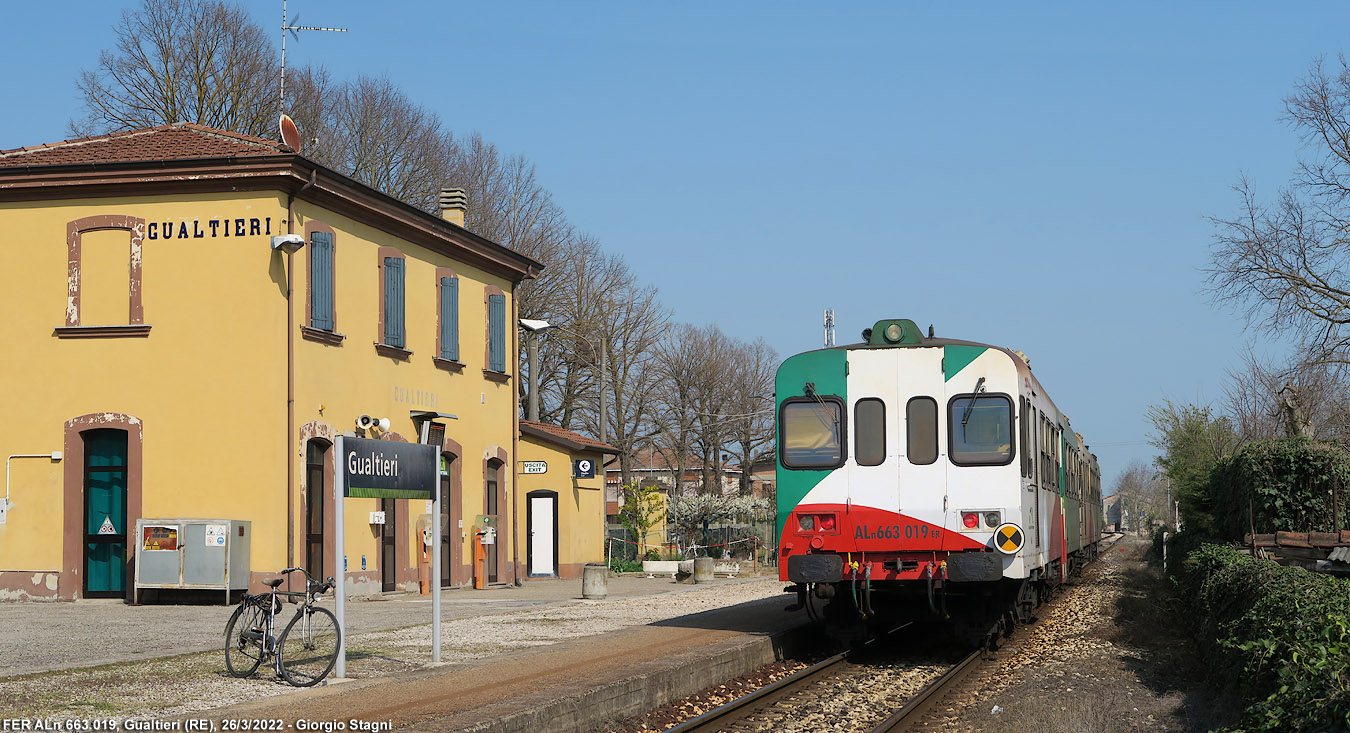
[384,258,405,348]
[310,231,334,330]
[488,293,505,372]
[441,277,459,361]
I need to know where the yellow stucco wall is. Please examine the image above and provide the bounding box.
[516,436,605,579]
[0,190,521,599]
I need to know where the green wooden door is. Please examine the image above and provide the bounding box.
[84,430,127,597]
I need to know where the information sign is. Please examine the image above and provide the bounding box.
[204,524,228,547]
[341,436,439,499]
[573,458,596,479]
[521,460,548,474]
[141,525,178,552]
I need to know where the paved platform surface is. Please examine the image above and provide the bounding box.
[208,588,807,732]
[0,572,782,678]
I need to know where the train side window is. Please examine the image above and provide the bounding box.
[854,398,886,466]
[1018,397,1030,478]
[780,397,846,469]
[1030,405,1038,482]
[906,397,938,465]
[948,394,1014,466]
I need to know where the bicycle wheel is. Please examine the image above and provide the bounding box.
[278,605,340,687]
[224,602,266,677]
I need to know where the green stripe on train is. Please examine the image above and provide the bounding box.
[943,345,986,382]
[775,348,848,533]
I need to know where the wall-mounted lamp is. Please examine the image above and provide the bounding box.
[270,233,305,254]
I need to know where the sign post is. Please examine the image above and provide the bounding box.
[333,435,440,677]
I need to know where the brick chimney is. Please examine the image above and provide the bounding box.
[439,188,467,228]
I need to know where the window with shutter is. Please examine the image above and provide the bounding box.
[310,231,334,330]
[384,257,405,348]
[440,277,459,361]
[488,293,506,372]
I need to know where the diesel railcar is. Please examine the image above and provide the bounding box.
[777,318,1103,645]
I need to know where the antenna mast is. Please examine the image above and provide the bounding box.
[280,0,348,115]
[824,309,835,347]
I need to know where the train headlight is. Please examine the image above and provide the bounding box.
[984,511,1001,528]
[884,323,904,342]
[819,514,836,531]
[961,512,979,529]
[799,514,815,531]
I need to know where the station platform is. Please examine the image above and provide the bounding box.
[205,576,808,732]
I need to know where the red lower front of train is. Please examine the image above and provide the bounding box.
[779,503,995,584]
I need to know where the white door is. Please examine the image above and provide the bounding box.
[529,494,556,576]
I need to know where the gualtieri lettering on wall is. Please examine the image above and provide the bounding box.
[146,217,274,239]
[341,436,438,499]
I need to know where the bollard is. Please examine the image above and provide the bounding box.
[582,563,608,599]
[693,557,714,584]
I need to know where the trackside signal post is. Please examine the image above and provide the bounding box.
[334,435,440,676]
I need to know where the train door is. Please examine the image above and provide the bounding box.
[892,347,944,537]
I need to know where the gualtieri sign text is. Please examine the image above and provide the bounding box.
[342,437,438,499]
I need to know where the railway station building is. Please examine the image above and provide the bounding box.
[517,420,616,579]
[0,123,545,601]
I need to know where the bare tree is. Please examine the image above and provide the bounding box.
[650,324,710,500]
[1224,350,1350,443]
[1210,57,1350,362]
[72,0,279,138]
[599,280,668,489]
[722,338,778,495]
[1112,460,1169,533]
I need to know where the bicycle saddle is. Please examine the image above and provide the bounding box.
[264,578,285,588]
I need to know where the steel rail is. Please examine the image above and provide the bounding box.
[666,646,850,733]
[869,648,984,732]
[668,623,912,733]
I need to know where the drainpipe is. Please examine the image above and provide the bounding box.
[285,168,317,568]
[511,285,522,586]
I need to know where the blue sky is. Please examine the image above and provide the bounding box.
[3,2,1343,487]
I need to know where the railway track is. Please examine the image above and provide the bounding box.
[666,624,978,733]
[653,536,1127,732]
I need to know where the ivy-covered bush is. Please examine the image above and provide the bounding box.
[1173,543,1350,730]
[1207,438,1350,542]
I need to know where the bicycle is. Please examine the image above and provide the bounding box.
[224,567,341,687]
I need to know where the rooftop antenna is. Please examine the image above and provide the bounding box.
[823,308,835,347]
[280,0,348,116]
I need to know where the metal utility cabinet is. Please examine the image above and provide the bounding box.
[134,519,250,604]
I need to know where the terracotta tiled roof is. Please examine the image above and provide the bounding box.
[0,123,287,168]
[520,420,620,455]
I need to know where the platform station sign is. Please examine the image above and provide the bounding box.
[333,434,443,677]
[340,436,438,498]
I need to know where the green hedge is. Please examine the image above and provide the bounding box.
[1207,438,1350,542]
[1172,542,1350,730]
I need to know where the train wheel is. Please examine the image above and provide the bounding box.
[1014,579,1039,624]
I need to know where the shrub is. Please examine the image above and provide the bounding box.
[1173,543,1350,730]
[1207,438,1350,542]
[608,558,643,574]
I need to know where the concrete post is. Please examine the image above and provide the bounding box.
[693,557,714,584]
[582,563,608,599]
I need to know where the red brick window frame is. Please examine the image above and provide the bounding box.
[301,220,344,345]
[434,267,463,373]
[375,246,410,360]
[483,285,509,383]
[56,215,150,339]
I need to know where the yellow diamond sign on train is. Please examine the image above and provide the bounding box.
[994,523,1024,554]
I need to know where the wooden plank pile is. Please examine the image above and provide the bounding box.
[1244,531,1350,575]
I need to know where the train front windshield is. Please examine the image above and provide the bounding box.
[950,395,1012,465]
[781,400,843,468]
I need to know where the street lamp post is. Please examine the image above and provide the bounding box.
[517,318,607,446]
